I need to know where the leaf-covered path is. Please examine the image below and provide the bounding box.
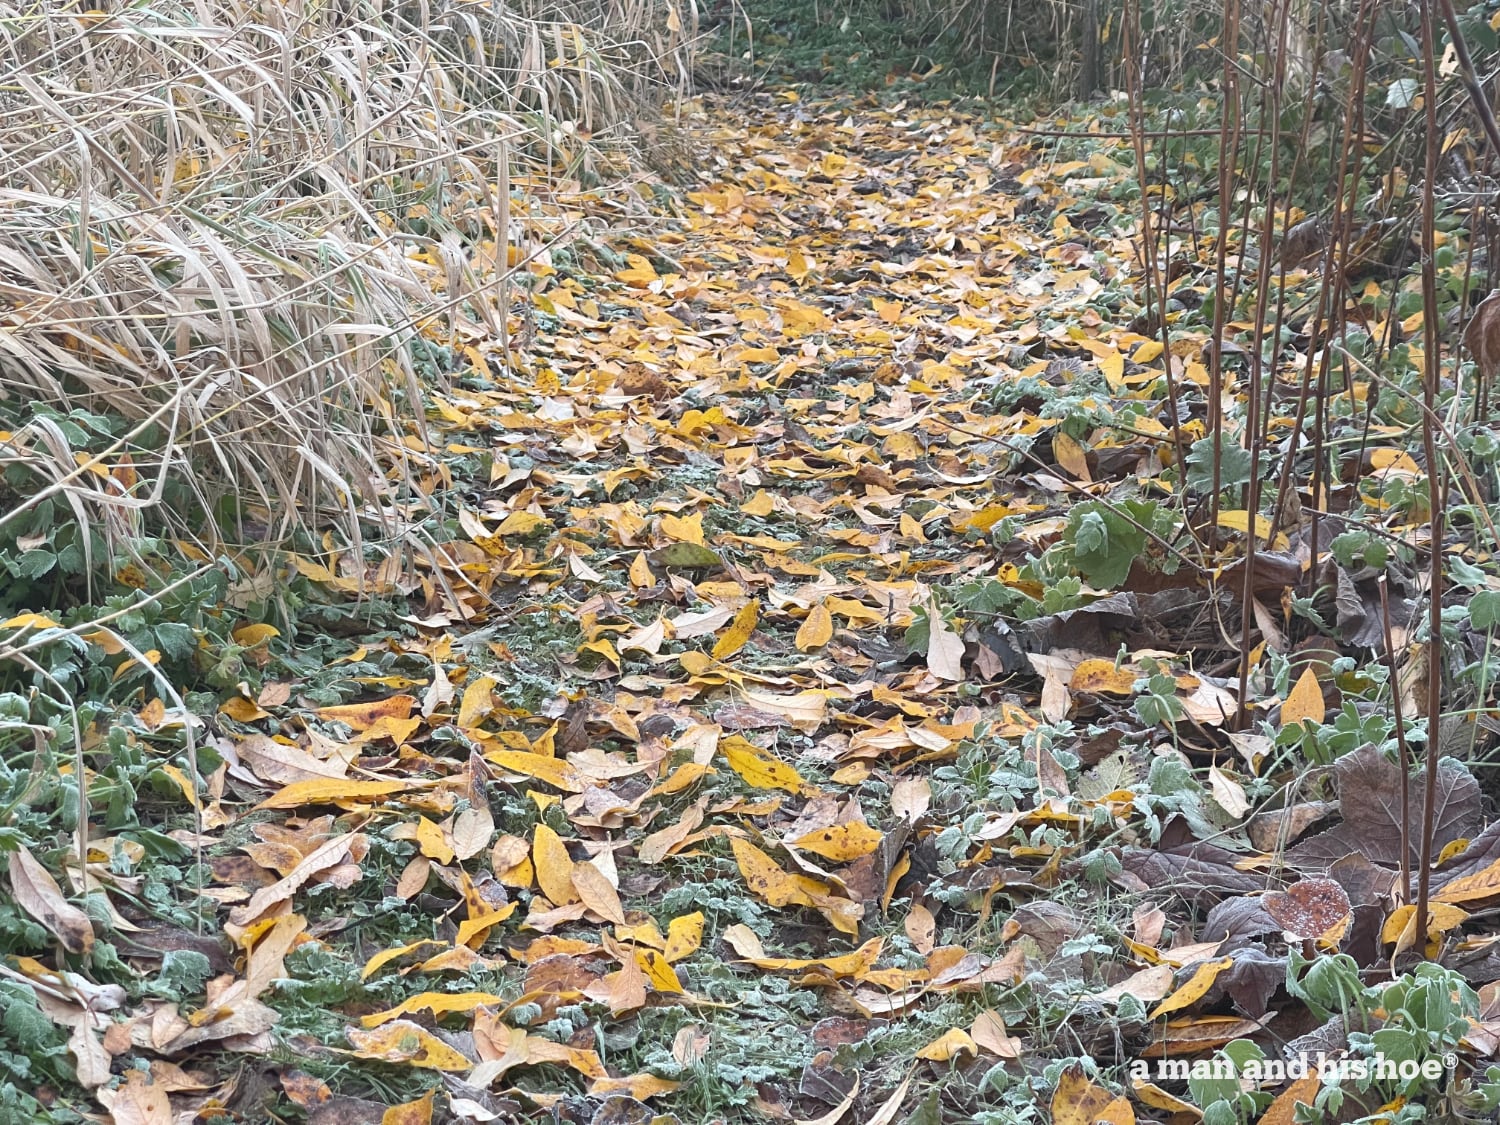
[35,89,1500,1125]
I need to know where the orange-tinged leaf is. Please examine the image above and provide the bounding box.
[1069,658,1139,695]
[571,863,625,925]
[381,1090,434,1125]
[1281,666,1326,728]
[532,824,578,905]
[1435,857,1500,904]
[730,837,815,909]
[1259,1074,1322,1125]
[1051,1064,1135,1125]
[722,735,809,795]
[796,602,834,651]
[359,991,502,1028]
[315,695,415,731]
[790,821,882,861]
[711,598,760,659]
[254,778,407,810]
[1149,956,1234,1019]
[589,1073,683,1100]
[345,1019,473,1070]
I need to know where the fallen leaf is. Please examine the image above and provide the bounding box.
[532,824,579,905]
[7,845,94,955]
[1280,666,1325,728]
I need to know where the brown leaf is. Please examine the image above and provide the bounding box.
[7,845,93,954]
[98,1070,172,1125]
[1286,744,1481,871]
[1263,878,1350,939]
[1464,290,1500,380]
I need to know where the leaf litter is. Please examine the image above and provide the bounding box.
[12,85,1500,1125]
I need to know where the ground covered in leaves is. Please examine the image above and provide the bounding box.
[14,89,1500,1125]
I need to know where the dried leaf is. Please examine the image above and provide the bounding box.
[1280,666,1325,728]
[532,824,579,905]
[796,603,835,651]
[7,845,94,955]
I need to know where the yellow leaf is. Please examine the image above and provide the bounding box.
[635,948,684,993]
[1280,666,1326,728]
[220,695,270,723]
[722,735,808,795]
[254,778,407,810]
[532,824,578,905]
[796,603,834,651]
[0,612,60,630]
[1216,509,1289,550]
[496,511,551,537]
[1149,956,1234,1019]
[1381,902,1468,954]
[416,817,454,865]
[660,512,705,545]
[457,675,496,728]
[790,822,883,862]
[1052,432,1091,482]
[1435,858,1500,904]
[484,750,584,792]
[345,1019,473,1070]
[1069,658,1139,695]
[629,551,654,587]
[916,1027,978,1062]
[589,1073,682,1100]
[455,902,516,948]
[730,838,815,909]
[1097,349,1126,391]
[359,990,504,1028]
[232,623,279,647]
[711,599,760,660]
[734,936,883,977]
[360,939,446,981]
[664,912,704,962]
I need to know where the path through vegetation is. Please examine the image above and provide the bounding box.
[14,77,1500,1125]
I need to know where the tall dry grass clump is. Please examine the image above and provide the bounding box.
[0,0,694,574]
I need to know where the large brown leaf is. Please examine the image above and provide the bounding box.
[1286,744,1480,871]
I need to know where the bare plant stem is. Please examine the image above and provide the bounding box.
[1415,0,1447,957]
